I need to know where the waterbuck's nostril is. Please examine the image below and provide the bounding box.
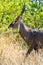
[8,25,11,29]
[8,26,10,28]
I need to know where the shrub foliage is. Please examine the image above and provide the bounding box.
[0,0,43,31]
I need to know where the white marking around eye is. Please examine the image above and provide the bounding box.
[13,22,15,24]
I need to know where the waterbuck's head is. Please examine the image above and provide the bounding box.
[8,3,25,30]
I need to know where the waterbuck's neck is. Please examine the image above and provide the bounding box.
[18,21,31,43]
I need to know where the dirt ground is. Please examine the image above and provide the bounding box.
[0,32,43,65]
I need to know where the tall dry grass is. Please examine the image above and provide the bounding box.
[0,31,43,65]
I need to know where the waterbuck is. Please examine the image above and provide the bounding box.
[8,4,43,57]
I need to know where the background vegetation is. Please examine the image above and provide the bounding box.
[0,1,43,65]
[0,0,43,31]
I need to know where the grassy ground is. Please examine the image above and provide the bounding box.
[0,31,43,65]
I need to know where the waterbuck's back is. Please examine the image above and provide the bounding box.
[32,29,43,48]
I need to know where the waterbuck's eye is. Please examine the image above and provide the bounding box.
[15,20,16,22]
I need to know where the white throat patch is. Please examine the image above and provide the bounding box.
[18,24,20,32]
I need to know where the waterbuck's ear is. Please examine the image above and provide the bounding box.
[14,3,25,23]
[14,15,21,23]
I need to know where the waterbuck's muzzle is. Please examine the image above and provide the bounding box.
[8,22,15,29]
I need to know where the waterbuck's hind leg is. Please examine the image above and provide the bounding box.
[34,42,38,51]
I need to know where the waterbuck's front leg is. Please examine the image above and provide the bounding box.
[26,41,34,57]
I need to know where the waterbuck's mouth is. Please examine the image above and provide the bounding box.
[8,24,13,29]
